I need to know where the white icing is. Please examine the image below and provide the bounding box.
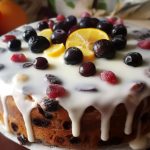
[0,21,150,149]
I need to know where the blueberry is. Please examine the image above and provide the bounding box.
[124,52,143,67]
[91,18,100,27]
[33,57,49,69]
[51,29,67,44]
[45,74,62,84]
[64,47,83,65]
[28,36,50,53]
[93,39,116,59]
[111,35,127,50]
[111,24,127,37]
[66,15,77,27]
[79,17,94,28]
[79,62,96,77]
[97,22,113,34]
[23,28,37,42]
[8,39,21,51]
[53,21,71,32]
[37,21,49,31]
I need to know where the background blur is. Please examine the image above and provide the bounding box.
[0,0,150,35]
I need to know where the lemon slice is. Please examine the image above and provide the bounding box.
[38,29,52,41]
[44,43,65,57]
[66,28,109,61]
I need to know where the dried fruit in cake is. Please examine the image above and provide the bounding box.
[112,35,127,50]
[46,84,67,99]
[51,29,67,44]
[28,36,50,53]
[64,47,83,65]
[11,53,27,63]
[66,15,77,27]
[45,74,62,84]
[93,39,116,59]
[37,21,49,31]
[66,28,109,61]
[111,24,127,37]
[79,62,96,77]
[23,28,37,42]
[32,118,50,127]
[33,57,49,69]
[8,39,21,51]
[38,28,52,41]
[138,39,150,50]
[100,71,118,84]
[3,35,16,42]
[124,52,143,67]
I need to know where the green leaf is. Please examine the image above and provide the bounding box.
[64,0,75,8]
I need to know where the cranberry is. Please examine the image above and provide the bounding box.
[56,14,65,22]
[100,71,118,84]
[48,20,54,29]
[3,35,16,42]
[46,84,66,99]
[11,53,27,63]
[107,17,118,25]
[81,12,91,18]
[33,57,49,69]
[79,62,96,77]
[138,39,150,50]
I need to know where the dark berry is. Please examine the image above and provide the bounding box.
[79,17,94,28]
[111,24,127,37]
[63,121,71,130]
[97,22,113,34]
[68,25,80,35]
[79,62,96,77]
[64,47,83,65]
[37,21,49,31]
[32,118,50,127]
[11,122,18,132]
[69,137,80,144]
[8,39,21,51]
[51,29,67,44]
[28,36,50,53]
[0,64,5,70]
[46,84,67,99]
[91,18,100,27]
[124,52,143,67]
[66,15,77,27]
[93,39,116,59]
[11,53,27,63]
[53,21,70,32]
[33,57,49,69]
[45,74,62,84]
[40,99,60,112]
[17,134,28,145]
[3,35,16,42]
[111,35,127,50]
[56,14,66,22]
[23,28,37,42]
[100,71,118,84]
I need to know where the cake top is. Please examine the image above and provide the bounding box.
[0,15,150,143]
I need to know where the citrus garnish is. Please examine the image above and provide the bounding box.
[38,29,52,41]
[44,43,65,57]
[66,28,109,61]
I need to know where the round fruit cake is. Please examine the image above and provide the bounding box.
[0,15,150,150]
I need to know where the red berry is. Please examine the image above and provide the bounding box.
[48,20,54,29]
[11,53,27,63]
[81,12,91,18]
[3,35,16,42]
[100,71,118,84]
[107,17,117,25]
[46,84,66,99]
[115,18,124,25]
[138,39,150,50]
[56,14,65,22]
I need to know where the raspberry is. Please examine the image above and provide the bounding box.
[100,71,118,84]
[56,14,65,22]
[11,53,27,63]
[138,39,150,50]
[46,84,66,99]
[3,35,16,42]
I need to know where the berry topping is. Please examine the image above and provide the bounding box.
[66,15,77,27]
[23,28,37,42]
[138,39,150,50]
[32,118,50,127]
[68,25,80,35]
[46,84,67,99]
[64,47,83,65]
[0,64,5,70]
[53,20,70,32]
[124,52,143,67]
[100,71,118,84]
[8,39,21,51]
[111,35,127,50]
[75,84,98,92]
[107,17,118,25]
[37,21,49,31]
[11,53,27,63]
[79,17,94,28]
[111,24,127,37]
[97,22,113,34]
[93,39,115,59]
[51,29,67,44]
[48,20,54,29]
[56,14,66,22]
[33,57,49,69]
[28,36,50,53]
[3,35,16,42]
[45,74,62,84]
[79,62,96,77]
[40,99,60,112]
[81,12,91,18]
